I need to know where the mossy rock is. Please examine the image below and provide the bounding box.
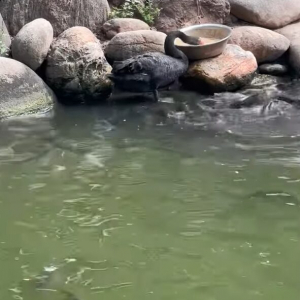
[0,57,56,119]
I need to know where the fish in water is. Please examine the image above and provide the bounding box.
[19,264,81,300]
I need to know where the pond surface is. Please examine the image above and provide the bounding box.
[1,82,300,300]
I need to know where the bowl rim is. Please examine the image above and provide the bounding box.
[178,23,232,48]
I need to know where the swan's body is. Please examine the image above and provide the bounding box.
[108,31,199,100]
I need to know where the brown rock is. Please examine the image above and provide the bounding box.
[229,0,300,29]
[0,0,110,36]
[229,26,290,63]
[45,27,112,103]
[184,44,257,92]
[154,0,230,33]
[276,22,300,75]
[105,30,166,63]
[103,18,150,39]
[12,18,53,70]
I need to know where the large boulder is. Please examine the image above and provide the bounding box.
[154,0,230,33]
[45,26,112,103]
[0,57,55,119]
[11,18,53,70]
[276,22,300,75]
[184,44,257,93]
[229,26,290,63]
[0,0,110,37]
[105,30,166,63]
[229,0,300,29]
[0,13,11,56]
[103,18,150,39]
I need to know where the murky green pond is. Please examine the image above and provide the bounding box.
[1,89,300,300]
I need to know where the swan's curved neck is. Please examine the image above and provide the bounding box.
[164,31,190,60]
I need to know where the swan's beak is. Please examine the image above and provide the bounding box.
[182,35,200,46]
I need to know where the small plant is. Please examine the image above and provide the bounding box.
[0,25,9,57]
[110,0,160,26]
[0,38,8,56]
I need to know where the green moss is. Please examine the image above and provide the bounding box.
[0,92,54,119]
[109,0,160,26]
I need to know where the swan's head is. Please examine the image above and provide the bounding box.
[167,31,199,46]
[180,33,200,46]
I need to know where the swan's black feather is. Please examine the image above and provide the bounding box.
[111,52,188,92]
[109,31,198,98]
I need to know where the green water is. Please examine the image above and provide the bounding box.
[0,93,300,300]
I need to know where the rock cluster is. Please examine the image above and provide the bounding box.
[0,14,112,118]
[46,26,112,103]
[226,0,300,74]
[1,0,300,118]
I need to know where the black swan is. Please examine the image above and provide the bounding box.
[108,31,199,101]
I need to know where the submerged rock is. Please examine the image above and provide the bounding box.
[105,30,166,63]
[0,0,110,36]
[276,22,300,75]
[154,0,230,33]
[103,18,150,39]
[45,26,112,103]
[229,0,300,29]
[229,26,290,63]
[259,63,288,76]
[0,57,55,119]
[0,13,10,55]
[12,18,53,71]
[184,45,257,93]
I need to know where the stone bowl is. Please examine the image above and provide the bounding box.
[176,24,232,60]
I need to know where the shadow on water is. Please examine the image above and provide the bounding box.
[1,77,300,168]
[2,78,300,166]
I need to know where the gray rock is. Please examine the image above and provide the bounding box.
[0,57,55,119]
[154,0,230,33]
[103,18,150,39]
[12,18,53,70]
[0,13,11,56]
[184,44,258,93]
[276,22,300,75]
[0,0,110,36]
[259,64,288,76]
[229,0,300,29]
[105,30,166,63]
[247,73,290,89]
[45,26,112,103]
[229,26,290,63]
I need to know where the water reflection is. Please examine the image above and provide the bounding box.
[1,80,300,300]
